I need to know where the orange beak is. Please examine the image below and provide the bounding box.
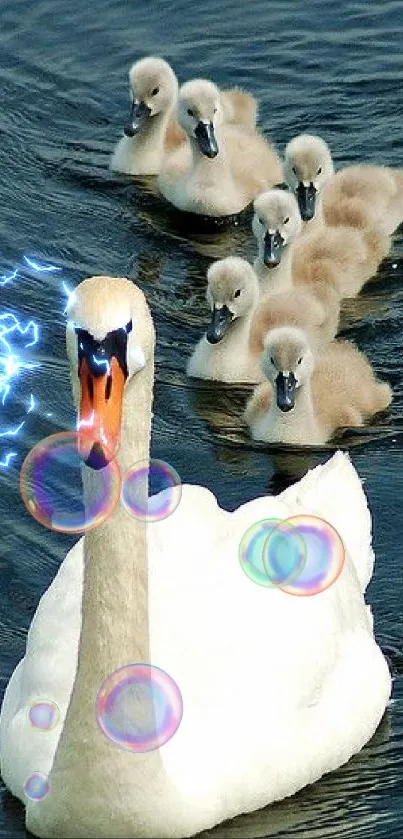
[77,356,125,468]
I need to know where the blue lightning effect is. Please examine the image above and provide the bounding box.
[62,281,76,314]
[0,451,17,468]
[0,259,44,466]
[0,269,18,287]
[23,257,62,274]
[92,355,111,375]
[0,253,69,468]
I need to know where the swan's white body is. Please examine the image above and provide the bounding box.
[0,452,391,836]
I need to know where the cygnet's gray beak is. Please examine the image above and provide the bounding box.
[276,371,296,412]
[296,182,317,221]
[206,305,233,343]
[263,231,285,267]
[194,121,219,158]
[124,100,152,137]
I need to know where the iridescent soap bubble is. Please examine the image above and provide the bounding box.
[239,518,305,587]
[121,459,182,522]
[28,700,60,731]
[24,773,50,800]
[264,514,345,596]
[95,664,183,752]
[20,432,121,533]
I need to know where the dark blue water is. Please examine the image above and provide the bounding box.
[1,0,403,836]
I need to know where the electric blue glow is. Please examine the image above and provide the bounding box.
[0,420,25,439]
[92,355,111,375]
[0,451,17,468]
[0,252,70,468]
[23,257,62,273]
[62,282,76,314]
[77,410,95,431]
[0,269,18,287]
[0,304,40,466]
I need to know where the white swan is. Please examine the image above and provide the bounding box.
[0,276,391,839]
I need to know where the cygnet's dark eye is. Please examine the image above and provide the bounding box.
[213,106,217,114]
[187,108,194,117]
[151,87,159,96]
[283,216,290,224]
[234,289,242,298]
[258,217,264,225]
[297,356,303,365]
[292,166,297,175]
[317,166,322,175]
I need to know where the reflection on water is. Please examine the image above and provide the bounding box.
[1,0,403,836]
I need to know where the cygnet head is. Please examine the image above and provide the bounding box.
[284,134,334,221]
[261,326,314,412]
[66,276,154,468]
[124,57,178,137]
[177,79,223,158]
[252,189,302,267]
[205,257,259,344]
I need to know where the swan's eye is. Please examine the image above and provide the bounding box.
[151,87,159,96]
[258,217,264,225]
[187,108,194,117]
[292,166,297,175]
[297,356,303,365]
[213,107,217,114]
[234,289,242,298]
[283,217,289,224]
[317,167,322,175]
[270,356,275,365]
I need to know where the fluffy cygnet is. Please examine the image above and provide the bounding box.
[253,187,390,300]
[252,189,303,294]
[187,257,263,383]
[284,133,403,235]
[110,57,183,176]
[158,79,283,216]
[110,57,260,177]
[249,279,340,360]
[284,134,334,222]
[245,329,392,446]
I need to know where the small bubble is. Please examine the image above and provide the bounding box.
[20,431,121,533]
[28,700,60,731]
[96,664,183,752]
[239,519,305,587]
[24,773,50,801]
[264,515,345,596]
[121,459,182,522]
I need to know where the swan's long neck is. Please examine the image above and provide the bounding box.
[26,359,174,838]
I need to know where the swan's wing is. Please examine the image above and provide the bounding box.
[0,538,83,801]
[279,451,374,592]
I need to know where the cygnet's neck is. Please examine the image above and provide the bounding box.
[131,109,172,162]
[189,126,229,181]
[254,243,294,296]
[267,378,319,444]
